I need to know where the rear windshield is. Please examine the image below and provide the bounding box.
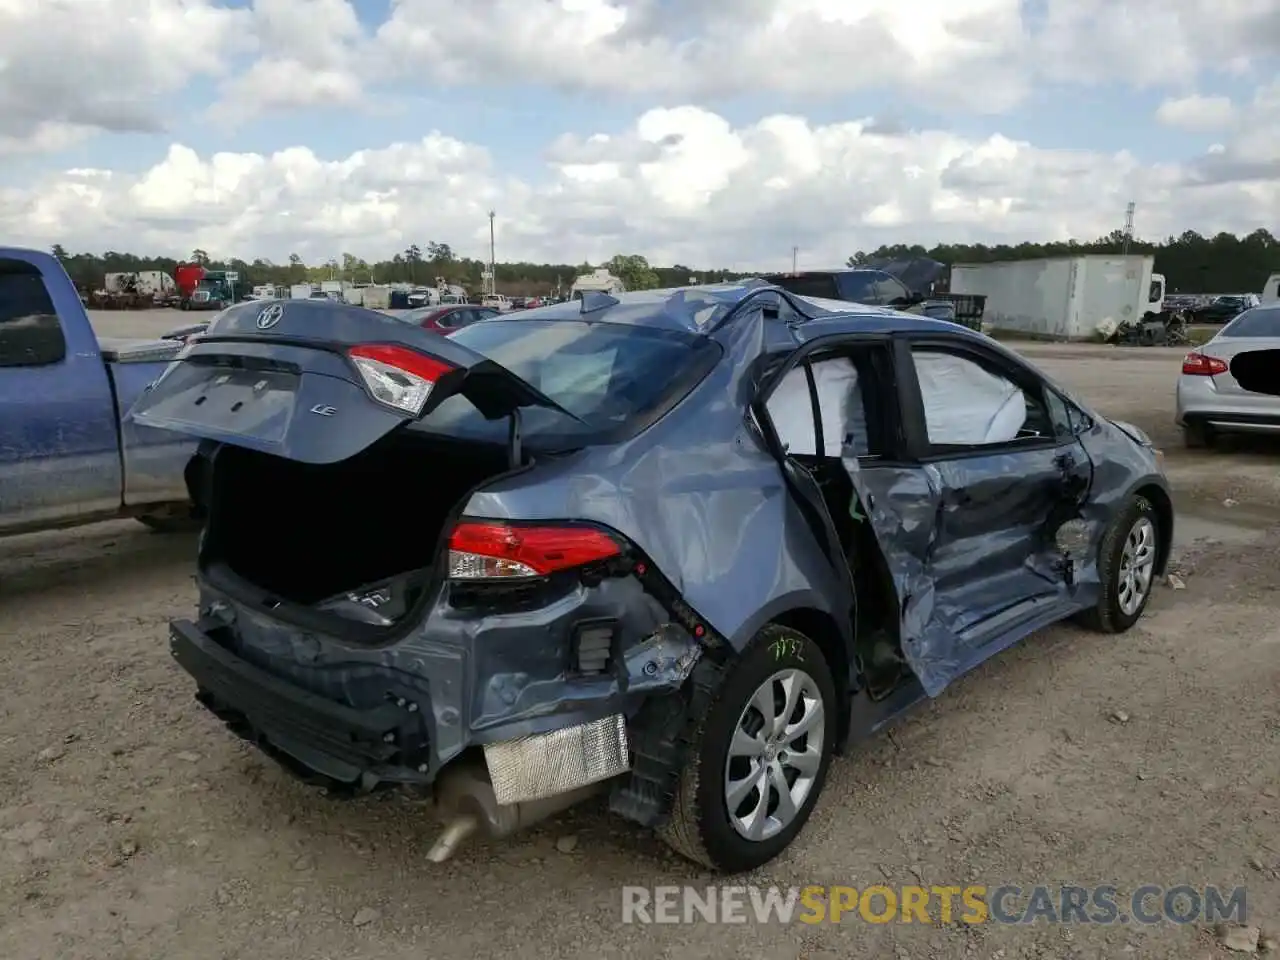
[1220,306,1280,338]
[414,318,720,449]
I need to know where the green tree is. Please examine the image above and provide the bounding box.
[33,228,1280,301]
[607,253,660,290]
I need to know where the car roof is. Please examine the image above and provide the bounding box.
[498,277,982,340]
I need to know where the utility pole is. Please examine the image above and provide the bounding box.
[1122,201,1135,256]
[488,210,496,296]
[791,246,798,274]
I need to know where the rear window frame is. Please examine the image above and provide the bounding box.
[408,317,724,452]
[1219,306,1280,338]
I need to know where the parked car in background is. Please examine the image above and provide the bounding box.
[396,304,499,333]
[1193,294,1259,324]
[129,284,1172,874]
[1176,302,1280,448]
[764,265,986,330]
[0,246,198,537]
[480,293,512,312]
[764,268,918,307]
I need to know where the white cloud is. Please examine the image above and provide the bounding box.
[1181,80,1280,186]
[1156,95,1238,131]
[0,0,251,151]
[3,104,1276,269]
[3,0,1277,153]
[375,0,1031,111]
[373,0,1279,110]
[1,0,1277,267]
[215,0,370,116]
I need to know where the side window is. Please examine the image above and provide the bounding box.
[910,346,1053,448]
[1044,389,1074,439]
[872,273,910,304]
[761,350,887,459]
[763,364,818,455]
[835,272,877,303]
[809,356,873,457]
[0,259,66,367]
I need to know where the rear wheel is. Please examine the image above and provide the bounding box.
[658,624,837,873]
[1077,495,1159,633]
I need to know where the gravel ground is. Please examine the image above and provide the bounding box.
[1,315,1277,959]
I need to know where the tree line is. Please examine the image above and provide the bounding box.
[47,227,1279,297]
[847,228,1279,294]
[48,244,731,298]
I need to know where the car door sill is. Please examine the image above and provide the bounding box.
[955,594,1075,672]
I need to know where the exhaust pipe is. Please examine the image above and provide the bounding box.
[425,760,607,863]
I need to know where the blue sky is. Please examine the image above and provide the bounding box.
[0,0,1275,266]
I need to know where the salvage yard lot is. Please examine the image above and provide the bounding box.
[1,313,1277,960]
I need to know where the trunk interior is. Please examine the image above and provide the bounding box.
[1229,350,1280,396]
[204,432,512,613]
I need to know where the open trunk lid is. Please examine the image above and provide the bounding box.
[127,299,578,464]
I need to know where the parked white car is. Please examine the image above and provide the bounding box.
[481,294,512,312]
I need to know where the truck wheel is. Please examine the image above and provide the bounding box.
[658,624,837,873]
[1076,495,1159,634]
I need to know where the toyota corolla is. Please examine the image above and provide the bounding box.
[129,284,1173,873]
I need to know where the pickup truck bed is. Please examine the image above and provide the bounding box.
[0,248,197,538]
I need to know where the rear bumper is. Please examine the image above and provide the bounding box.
[171,617,430,791]
[169,587,702,798]
[1175,376,1280,435]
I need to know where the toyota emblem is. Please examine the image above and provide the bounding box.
[256,303,284,329]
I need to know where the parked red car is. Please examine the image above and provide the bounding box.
[396,304,499,333]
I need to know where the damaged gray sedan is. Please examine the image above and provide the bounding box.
[129,282,1173,873]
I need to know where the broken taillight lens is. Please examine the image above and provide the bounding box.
[348,343,454,416]
[1181,352,1228,376]
[447,521,621,579]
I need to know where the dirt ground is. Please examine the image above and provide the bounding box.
[2,315,1278,959]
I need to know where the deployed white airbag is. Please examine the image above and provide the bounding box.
[766,366,818,454]
[812,358,864,456]
[765,359,867,456]
[912,351,1027,445]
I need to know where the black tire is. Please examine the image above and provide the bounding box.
[658,623,838,873]
[1076,495,1159,633]
[1182,422,1211,449]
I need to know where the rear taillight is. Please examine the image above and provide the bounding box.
[348,343,454,416]
[1181,352,1228,376]
[447,521,621,579]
